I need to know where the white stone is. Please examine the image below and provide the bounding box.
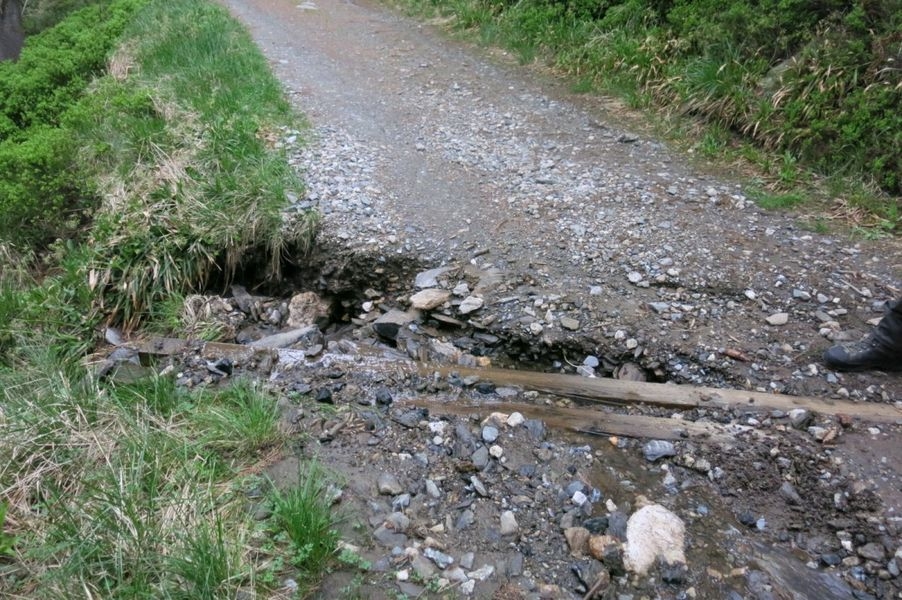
[458,296,484,314]
[452,282,470,297]
[766,312,789,326]
[507,412,525,427]
[489,445,504,458]
[468,565,495,581]
[410,288,451,310]
[624,504,686,575]
[500,510,519,536]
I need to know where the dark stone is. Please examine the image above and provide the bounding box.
[452,337,476,350]
[659,559,688,584]
[582,516,609,535]
[374,386,393,405]
[606,512,628,541]
[471,446,490,470]
[737,511,758,527]
[506,552,524,577]
[601,543,626,576]
[373,309,418,341]
[518,464,537,478]
[475,382,496,394]
[524,419,546,441]
[820,553,842,567]
[291,381,312,395]
[564,480,586,496]
[473,332,500,346]
[393,408,428,428]
[315,387,333,403]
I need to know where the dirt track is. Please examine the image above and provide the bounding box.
[211,0,902,597]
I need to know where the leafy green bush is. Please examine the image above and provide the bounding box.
[22,0,111,35]
[0,0,146,245]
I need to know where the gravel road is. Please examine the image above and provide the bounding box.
[209,0,902,597]
[221,0,900,396]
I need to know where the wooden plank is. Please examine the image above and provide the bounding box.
[125,336,902,423]
[128,337,274,364]
[406,398,755,443]
[421,365,902,424]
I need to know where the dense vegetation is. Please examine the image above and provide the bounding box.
[0,1,334,597]
[407,0,901,220]
[0,0,316,325]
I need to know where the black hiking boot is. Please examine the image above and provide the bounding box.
[823,300,902,372]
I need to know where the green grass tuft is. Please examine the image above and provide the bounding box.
[268,461,340,575]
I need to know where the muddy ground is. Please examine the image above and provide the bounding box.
[151,0,902,596]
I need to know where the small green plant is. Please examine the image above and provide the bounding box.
[339,573,367,599]
[168,516,242,600]
[337,547,372,571]
[570,77,594,94]
[0,501,16,558]
[267,461,340,575]
[192,379,283,459]
[802,217,831,235]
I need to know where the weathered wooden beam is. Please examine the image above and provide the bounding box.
[421,365,902,424]
[406,398,755,443]
[129,336,274,363]
[125,336,902,423]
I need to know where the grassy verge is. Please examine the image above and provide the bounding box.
[1,0,336,596]
[2,0,318,329]
[77,0,318,328]
[0,351,342,597]
[394,0,900,233]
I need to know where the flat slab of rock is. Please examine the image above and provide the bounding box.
[559,316,580,331]
[766,312,789,326]
[458,296,484,315]
[410,288,450,310]
[415,267,451,289]
[249,325,318,348]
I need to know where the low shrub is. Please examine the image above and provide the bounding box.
[411,0,901,211]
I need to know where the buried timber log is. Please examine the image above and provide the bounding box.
[126,336,902,424]
[406,398,757,443]
[424,365,902,424]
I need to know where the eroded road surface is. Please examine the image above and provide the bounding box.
[210,0,902,597]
